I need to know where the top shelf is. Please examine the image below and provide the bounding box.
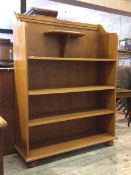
[28,56,116,62]
[44,30,85,37]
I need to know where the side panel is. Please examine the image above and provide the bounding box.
[14,21,29,157]
[99,25,118,136]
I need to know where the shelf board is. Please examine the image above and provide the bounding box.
[27,133,115,162]
[29,109,114,127]
[28,56,116,62]
[117,88,131,98]
[28,86,115,96]
[117,88,131,93]
[118,50,131,54]
[44,30,85,37]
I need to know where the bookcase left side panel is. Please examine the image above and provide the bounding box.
[14,21,29,159]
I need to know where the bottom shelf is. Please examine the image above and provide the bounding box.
[15,133,116,162]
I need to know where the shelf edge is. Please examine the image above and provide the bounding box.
[27,133,116,162]
[28,56,116,62]
[28,86,115,96]
[29,109,114,127]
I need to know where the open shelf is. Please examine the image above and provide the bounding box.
[29,108,114,127]
[44,30,85,37]
[14,14,117,164]
[28,86,115,96]
[28,61,116,90]
[29,91,115,121]
[28,56,116,62]
[27,133,115,162]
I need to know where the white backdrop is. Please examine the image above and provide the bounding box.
[0,0,131,40]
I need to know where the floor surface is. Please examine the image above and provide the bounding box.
[4,116,131,175]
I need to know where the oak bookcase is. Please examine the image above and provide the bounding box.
[14,13,118,164]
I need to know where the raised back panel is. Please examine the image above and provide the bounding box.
[26,22,101,58]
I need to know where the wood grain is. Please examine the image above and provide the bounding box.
[14,13,118,164]
[29,92,97,118]
[44,30,85,37]
[15,13,99,31]
[29,133,115,162]
[28,56,116,61]
[28,86,115,95]
[14,21,29,157]
[29,109,114,127]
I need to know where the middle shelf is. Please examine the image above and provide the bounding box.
[28,86,115,96]
[28,56,116,62]
[29,108,114,127]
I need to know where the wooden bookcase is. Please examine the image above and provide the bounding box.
[14,13,118,163]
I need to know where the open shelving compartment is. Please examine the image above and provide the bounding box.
[28,89,116,161]
[29,115,115,161]
[14,13,118,164]
[28,59,116,90]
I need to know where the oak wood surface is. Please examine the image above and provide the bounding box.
[29,92,97,118]
[28,61,115,90]
[29,133,116,162]
[14,13,118,163]
[16,133,116,162]
[29,109,114,127]
[28,56,116,61]
[15,13,99,31]
[44,30,85,37]
[28,86,115,95]
[13,21,29,157]
[29,91,114,119]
